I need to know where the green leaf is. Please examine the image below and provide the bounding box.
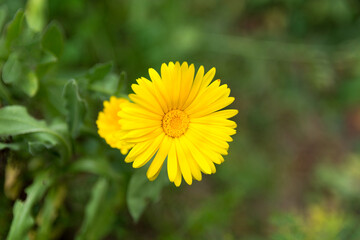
[40,84,67,116]
[126,166,169,222]
[0,105,47,136]
[20,70,38,97]
[75,178,123,240]
[2,54,38,97]
[115,71,127,96]
[6,172,52,240]
[48,120,71,159]
[41,22,64,58]
[0,5,8,33]
[2,53,22,84]
[86,62,113,83]
[63,79,87,138]
[5,9,24,49]
[28,140,54,155]
[0,142,22,151]
[0,79,12,103]
[75,179,122,240]
[36,185,66,240]
[69,157,121,179]
[89,73,119,96]
[75,178,109,240]
[25,0,46,32]
[36,51,58,78]
[0,105,71,159]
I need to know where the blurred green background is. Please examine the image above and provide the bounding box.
[1,0,360,239]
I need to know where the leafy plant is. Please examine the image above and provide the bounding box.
[0,5,167,239]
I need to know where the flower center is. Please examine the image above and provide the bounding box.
[162,110,189,138]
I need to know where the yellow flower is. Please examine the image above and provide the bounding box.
[96,96,134,155]
[118,61,237,186]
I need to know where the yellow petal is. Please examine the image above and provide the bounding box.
[185,82,229,115]
[175,138,192,185]
[197,146,224,165]
[174,162,182,187]
[149,68,170,113]
[125,140,152,163]
[186,127,228,155]
[191,118,237,129]
[167,143,178,182]
[182,65,204,110]
[205,157,216,173]
[181,138,202,181]
[189,97,235,118]
[200,67,216,89]
[190,123,236,137]
[137,77,169,114]
[96,97,134,153]
[205,109,239,119]
[132,133,165,168]
[120,102,162,120]
[178,63,195,109]
[122,127,163,143]
[120,120,161,130]
[181,135,212,174]
[173,62,182,109]
[147,136,172,180]
[148,167,162,181]
[129,93,164,115]
[132,78,165,113]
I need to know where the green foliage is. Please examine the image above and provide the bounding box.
[63,79,86,138]
[75,177,125,240]
[316,155,360,201]
[2,54,39,97]
[86,62,113,83]
[0,5,8,32]
[7,172,52,240]
[25,0,46,32]
[271,205,346,240]
[127,166,169,222]
[0,6,132,239]
[76,178,110,240]
[41,22,63,59]
[0,142,21,150]
[0,106,71,159]
[69,157,121,180]
[36,185,66,240]
[0,4,172,239]
[23,71,38,97]
[86,62,125,96]
[2,53,22,84]
[5,9,24,49]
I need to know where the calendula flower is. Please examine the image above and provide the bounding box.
[96,96,134,154]
[117,61,237,186]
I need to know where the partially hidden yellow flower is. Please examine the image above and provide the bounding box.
[96,96,134,155]
[117,61,238,186]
